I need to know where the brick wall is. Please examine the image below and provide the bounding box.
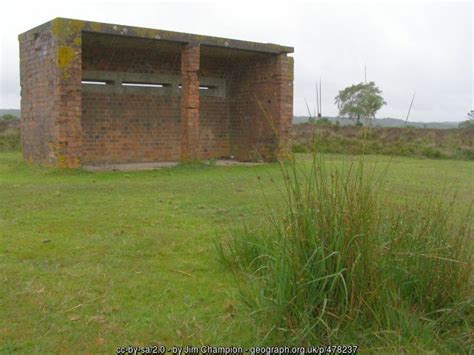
[227,53,293,161]
[82,92,181,164]
[19,19,293,167]
[82,34,182,75]
[200,97,231,158]
[199,48,294,161]
[81,35,182,164]
[199,49,232,159]
[19,25,57,165]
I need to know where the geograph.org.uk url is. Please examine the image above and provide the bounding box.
[116,345,359,355]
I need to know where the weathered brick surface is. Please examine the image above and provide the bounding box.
[20,26,57,165]
[81,34,182,164]
[19,18,293,167]
[198,49,232,159]
[226,53,293,160]
[180,44,200,161]
[55,42,82,168]
[82,92,181,164]
[200,97,231,158]
[19,20,84,168]
[82,33,182,75]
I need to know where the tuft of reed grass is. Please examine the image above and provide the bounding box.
[217,153,473,349]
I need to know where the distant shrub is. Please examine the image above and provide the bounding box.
[454,148,474,160]
[422,146,444,159]
[314,117,332,126]
[458,120,474,129]
[1,114,17,121]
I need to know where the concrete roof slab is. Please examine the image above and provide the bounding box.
[19,17,294,55]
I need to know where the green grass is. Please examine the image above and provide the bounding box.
[1,152,473,352]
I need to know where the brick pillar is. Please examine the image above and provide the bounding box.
[53,18,83,168]
[55,44,83,168]
[18,18,84,168]
[275,54,294,158]
[180,43,200,161]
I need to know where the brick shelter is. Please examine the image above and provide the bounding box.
[19,18,294,168]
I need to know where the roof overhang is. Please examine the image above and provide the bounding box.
[19,17,294,55]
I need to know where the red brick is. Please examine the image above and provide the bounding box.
[19,20,293,167]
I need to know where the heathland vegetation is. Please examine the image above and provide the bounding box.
[0,114,20,151]
[292,123,474,160]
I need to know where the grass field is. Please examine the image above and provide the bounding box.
[1,152,473,352]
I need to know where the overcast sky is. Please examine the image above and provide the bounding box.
[0,0,472,122]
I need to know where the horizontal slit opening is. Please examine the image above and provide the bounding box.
[177,85,217,90]
[122,82,170,88]
[82,80,110,85]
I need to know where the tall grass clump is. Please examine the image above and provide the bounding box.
[217,154,473,350]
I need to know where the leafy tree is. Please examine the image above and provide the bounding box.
[459,120,474,129]
[459,110,474,128]
[335,82,386,124]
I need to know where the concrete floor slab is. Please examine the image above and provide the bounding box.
[83,160,264,172]
[83,162,179,172]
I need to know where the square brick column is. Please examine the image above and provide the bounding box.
[274,54,294,159]
[231,53,294,162]
[180,43,200,161]
[54,24,83,168]
[19,18,83,168]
